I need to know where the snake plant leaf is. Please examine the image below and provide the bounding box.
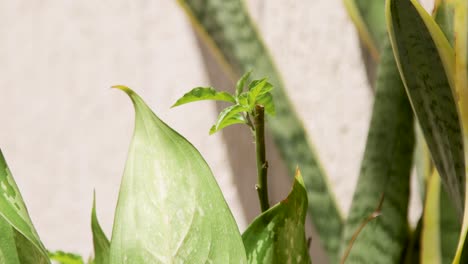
[236,70,252,97]
[387,0,465,218]
[172,87,236,107]
[340,40,414,263]
[91,193,109,264]
[210,104,248,135]
[242,169,311,264]
[177,1,344,261]
[0,150,50,264]
[48,251,84,264]
[421,171,460,264]
[343,0,386,89]
[433,0,455,46]
[110,86,246,263]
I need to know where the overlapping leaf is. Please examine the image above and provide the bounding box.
[0,150,50,264]
[387,0,465,218]
[109,86,246,263]
[48,251,84,264]
[242,170,311,264]
[91,194,109,264]
[172,87,235,107]
[340,40,414,263]
[177,1,343,261]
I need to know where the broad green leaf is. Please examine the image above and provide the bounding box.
[0,217,20,264]
[210,104,248,134]
[48,251,84,264]
[172,87,236,107]
[91,193,109,264]
[0,150,50,264]
[236,71,251,97]
[177,1,344,261]
[340,40,414,263]
[387,0,465,218]
[242,169,311,264]
[110,86,246,263]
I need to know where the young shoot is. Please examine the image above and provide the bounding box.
[172,71,275,212]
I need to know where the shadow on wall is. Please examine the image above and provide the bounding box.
[193,31,329,264]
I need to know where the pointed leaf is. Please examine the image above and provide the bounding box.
[0,150,50,264]
[110,86,246,263]
[236,71,251,97]
[256,93,275,116]
[91,193,109,264]
[172,87,236,107]
[242,169,311,264]
[177,1,344,261]
[387,0,465,217]
[48,251,84,264]
[340,40,414,263]
[211,104,249,134]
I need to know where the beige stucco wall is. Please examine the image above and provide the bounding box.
[0,0,432,260]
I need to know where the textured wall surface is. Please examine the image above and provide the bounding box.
[0,0,432,260]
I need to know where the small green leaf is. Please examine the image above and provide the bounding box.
[236,71,252,97]
[110,86,247,263]
[172,87,236,107]
[256,93,275,116]
[242,169,311,264]
[48,251,84,264]
[0,150,50,264]
[91,193,109,264]
[248,79,273,108]
[387,0,465,217]
[210,104,249,134]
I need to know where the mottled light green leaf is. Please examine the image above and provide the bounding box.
[172,87,236,107]
[236,71,251,97]
[177,1,343,261]
[91,193,109,264]
[340,40,414,263]
[110,86,246,263]
[387,0,465,218]
[48,251,84,264]
[242,169,311,264]
[0,150,50,264]
[210,104,248,134]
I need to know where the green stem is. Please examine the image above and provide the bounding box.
[254,104,270,212]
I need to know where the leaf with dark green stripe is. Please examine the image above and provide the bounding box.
[176,1,343,261]
[110,86,246,263]
[387,0,465,218]
[343,0,386,88]
[0,150,50,264]
[172,87,236,107]
[242,170,311,264]
[340,40,414,263]
[91,193,109,264]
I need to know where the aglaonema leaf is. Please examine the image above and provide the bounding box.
[110,86,246,263]
[387,0,465,218]
[210,104,248,134]
[0,149,50,264]
[177,1,344,261]
[340,40,414,263]
[48,251,84,264]
[91,193,109,264]
[242,169,311,264]
[172,87,236,107]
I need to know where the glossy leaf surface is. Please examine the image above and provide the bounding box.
[177,1,343,261]
[0,150,49,264]
[242,170,311,264]
[387,0,465,217]
[110,86,246,263]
